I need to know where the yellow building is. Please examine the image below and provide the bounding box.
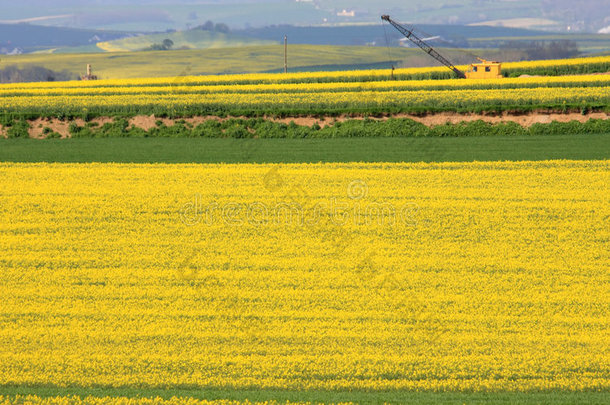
[465,59,502,79]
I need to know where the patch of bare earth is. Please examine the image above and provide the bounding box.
[90,117,114,126]
[80,111,610,132]
[128,116,172,131]
[0,124,6,138]
[269,111,610,128]
[402,111,610,127]
[27,118,73,139]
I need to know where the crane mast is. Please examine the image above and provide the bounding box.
[381,15,466,79]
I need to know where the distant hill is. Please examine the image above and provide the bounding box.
[3,1,610,33]
[0,45,417,78]
[236,24,610,54]
[0,23,131,54]
[96,29,276,52]
[0,44,516,79]
[236,24,552,47]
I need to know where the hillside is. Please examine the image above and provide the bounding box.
[0,23,131,54]
[237,24,546,46]
[96,29,276,52]
[0,45,427,78]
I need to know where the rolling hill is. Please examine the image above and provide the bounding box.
[0,45,417,78]
[0,23,131,53]
[96,29,276,52]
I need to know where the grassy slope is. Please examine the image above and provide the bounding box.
[0,45,419,78]
[0,134,607,164]
[96,30,276,52]
[0,23,130,53]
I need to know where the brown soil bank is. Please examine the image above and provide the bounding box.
[270,111,610,128]
[402,111,610,127]
[13,111,610,139]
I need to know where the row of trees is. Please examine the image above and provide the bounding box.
[193,21,230,34]
[145,39,175,51]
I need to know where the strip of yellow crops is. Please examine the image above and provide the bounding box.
[503,55,610,69]
[1,74,609,96]
[0,397,349,405]
[0,397,345,405]
[0,86,607,111]
[0,56,608,90]
[0,161,608,391]
[0,67,447,89]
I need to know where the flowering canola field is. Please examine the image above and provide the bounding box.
[1,56,609,116]
[0,398,350,405]
[0,161,608,398]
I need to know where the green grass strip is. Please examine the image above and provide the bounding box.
[0,134,608,163]
[1,385,609,405]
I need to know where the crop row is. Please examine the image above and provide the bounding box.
[1,86,608,117]
[1,75,609,97]
[0,56,609,90]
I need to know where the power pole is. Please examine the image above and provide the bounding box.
[284,35,288,74]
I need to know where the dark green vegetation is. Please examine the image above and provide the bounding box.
[1,133,607,164]
[0,23,130,53]
[0,65,77,83]
[1,385,609,405]
[503,60,610,77]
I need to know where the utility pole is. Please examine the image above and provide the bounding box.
[284,35,288,74]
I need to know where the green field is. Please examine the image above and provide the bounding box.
[0,45,501,78]
[1,133,607,163]
[97,30,275,52]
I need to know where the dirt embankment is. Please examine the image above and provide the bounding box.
[243,111,610,128]
[402,111,610,127]
[28,118,74,139]
[9,111,610,139]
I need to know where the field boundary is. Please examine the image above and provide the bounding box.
[2,111,609,139]
[1,385,609,405]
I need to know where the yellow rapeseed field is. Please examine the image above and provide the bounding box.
[1,55,608,89]
[0,85,608,112]
[0,397,345,405]
[0,56,608,115]
[0,161,608,393]
[0,74,609,97]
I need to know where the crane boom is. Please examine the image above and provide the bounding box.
[381,15,466,79]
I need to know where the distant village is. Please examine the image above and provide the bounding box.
[0,44,24,55]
